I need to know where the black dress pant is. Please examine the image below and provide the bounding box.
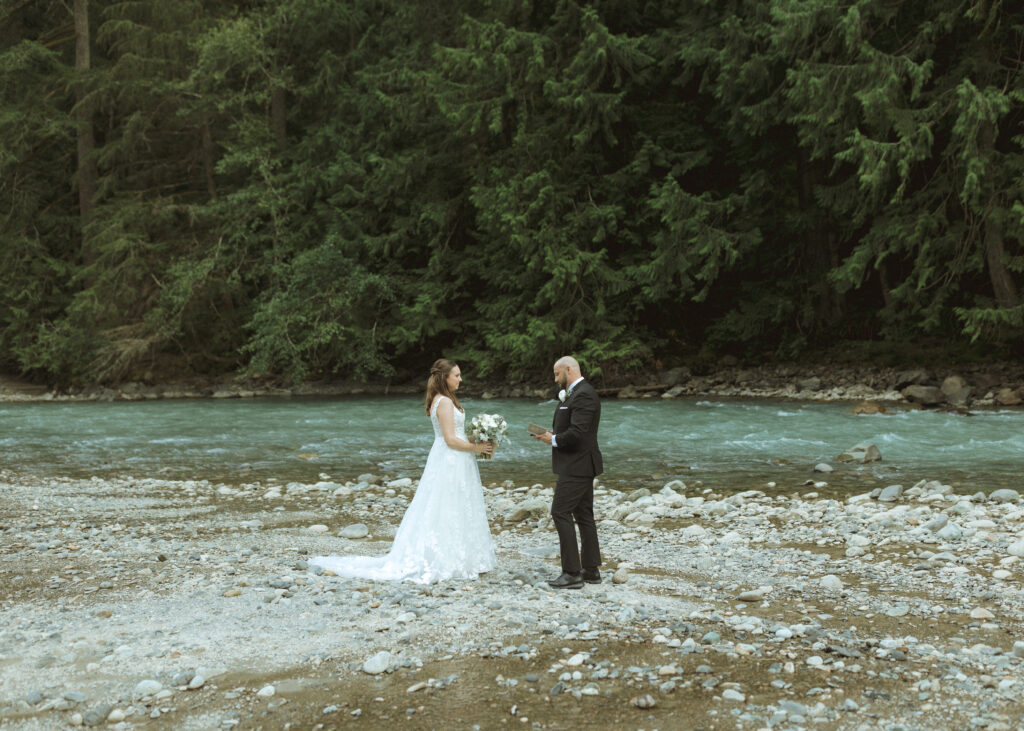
[551,473,601,574]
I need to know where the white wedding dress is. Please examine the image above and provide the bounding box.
[310,396,497,583]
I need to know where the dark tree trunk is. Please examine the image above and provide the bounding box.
[878,261,893,309]
[985,209,1018,309]
[977,120,1017,310]
[73,0,96,229]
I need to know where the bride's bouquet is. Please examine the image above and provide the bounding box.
[469,413,508,460]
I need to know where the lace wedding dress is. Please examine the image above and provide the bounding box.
[310,396,497,583]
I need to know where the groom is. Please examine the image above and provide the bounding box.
[532,356,603,590]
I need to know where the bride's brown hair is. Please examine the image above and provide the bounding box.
[424,358,464,415]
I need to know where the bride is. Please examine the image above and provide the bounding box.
[310,359,497,583]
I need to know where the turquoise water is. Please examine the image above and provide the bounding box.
[1,397,1022,493]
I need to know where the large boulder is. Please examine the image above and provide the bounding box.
[973,372,1002,391]
[995,387,1023,406]
[941,375,972,406]
[877,484,904,502]
[659,367,691,388]
[893,369,931,388]
[836,442,882,464]
[798,376,822,391]
[901,385,946,407]
[661,385,685,399]
[844,383,874,399]
[941,375,966,394]
[989,489,1020,503]
[507,497,549,523]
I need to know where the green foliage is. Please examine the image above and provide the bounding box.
[243,243,397,381]
[1,0,1023,386]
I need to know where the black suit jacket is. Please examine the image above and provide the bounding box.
[551,379,603,478]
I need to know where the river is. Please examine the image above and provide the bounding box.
[3,396,1022,494]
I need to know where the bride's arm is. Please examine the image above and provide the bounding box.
[436,398,492,455]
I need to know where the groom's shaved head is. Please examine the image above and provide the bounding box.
[554,356,581,373]
[553,356,582,391]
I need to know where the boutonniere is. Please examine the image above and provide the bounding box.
[558,389,567,403]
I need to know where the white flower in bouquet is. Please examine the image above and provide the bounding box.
[470,413,507,459]
[558,389,567,402]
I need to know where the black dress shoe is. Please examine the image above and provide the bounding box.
[581,568,601,584]
[547,572,584,589]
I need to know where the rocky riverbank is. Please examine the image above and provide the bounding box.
[2,361,1023,409]
[3,467,1024,729]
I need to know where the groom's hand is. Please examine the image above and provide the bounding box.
[532,430,553,445]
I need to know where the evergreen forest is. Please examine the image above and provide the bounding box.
[2,0,1023,386]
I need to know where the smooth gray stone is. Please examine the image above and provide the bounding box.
[820,575,843,591]
[877,484,904,502]
[339,523,369,539]
[172,671,194,686]
[827,645,862,658]
[778,700,808,716]
[989,489,1020,503]
[361,650,392,675]
[82,705,113,727]
[132,679,162,697]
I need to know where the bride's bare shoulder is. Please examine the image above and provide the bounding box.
[430,395,452,414]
